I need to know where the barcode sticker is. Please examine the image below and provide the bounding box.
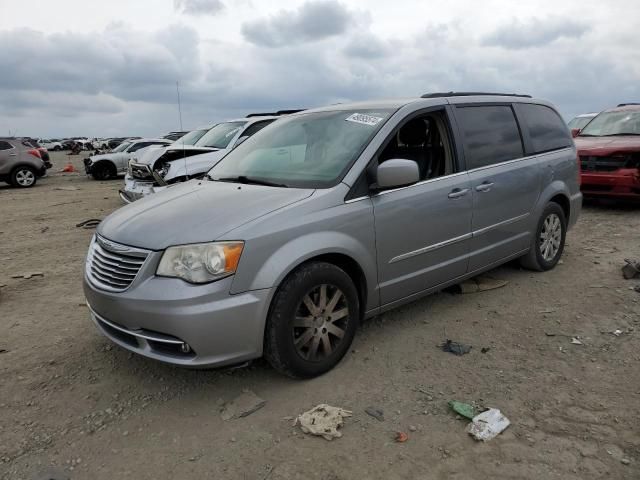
[345,113,384,126]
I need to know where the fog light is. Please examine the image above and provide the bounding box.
[180,343,191,353]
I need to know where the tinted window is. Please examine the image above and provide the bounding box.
[241,120,274,139]
[0,141,12,150]
[518,104,572,154]
[455,106,523,169]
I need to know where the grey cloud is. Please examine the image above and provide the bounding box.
[482,16,589,49]
[343,33,392,59]
[241,0,355,47]
[174,0,224,16]
[0,24,201,106]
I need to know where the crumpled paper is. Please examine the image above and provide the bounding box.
[295,404,352,440]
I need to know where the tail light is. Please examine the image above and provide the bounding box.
[27,149,41,159]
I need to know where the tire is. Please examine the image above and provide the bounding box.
[91,162,115,180]
[520,202,566,271]
[264,262,360,378]
[11,166,37,188]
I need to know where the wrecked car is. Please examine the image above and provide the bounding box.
[575,103,640,200]
[84,138,172,180]
[84,93,581,378]
[118,112,297,203]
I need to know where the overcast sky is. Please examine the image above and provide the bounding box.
[1,0,638,138]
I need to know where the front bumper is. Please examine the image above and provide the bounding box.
[580,169,640,198]
[121,176,167,203]
[84,272,274,368]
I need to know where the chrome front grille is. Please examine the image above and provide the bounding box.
[86,235,149,292]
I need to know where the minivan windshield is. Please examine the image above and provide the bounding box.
[195,122,246,149]
[208,109,394,188]
[579,111,640,136]
[174,128,209,146]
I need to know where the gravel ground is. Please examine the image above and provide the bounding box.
[1,151,639,480]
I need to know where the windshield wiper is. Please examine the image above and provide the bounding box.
[577,134,600,137]
[607,133,640,136]
[214,175,289,188]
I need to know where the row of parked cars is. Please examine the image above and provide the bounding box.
[80,103,640,206]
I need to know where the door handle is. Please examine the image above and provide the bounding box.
[475,182,494,192]
[8,153,17,157]
[448,188,470,199]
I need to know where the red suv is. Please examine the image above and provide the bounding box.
[575,103,640,199]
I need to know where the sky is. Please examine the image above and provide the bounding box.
[1,0,639,138]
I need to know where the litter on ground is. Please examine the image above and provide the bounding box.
[571,337,583,345]
[295,404,352,441]
[76,219,101,229]
[395,431,409,443]
[440,339,472,355]
[448,401,477,420]
[220,390,266,421]
[456,276,508,294]
[467,408,510,441]
[621,259,640,279]
[364,406,384,421]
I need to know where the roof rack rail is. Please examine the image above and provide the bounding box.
[617,103,640,107]
[246,109,306,118]
[276,109,305,115]
[421,91,532,99]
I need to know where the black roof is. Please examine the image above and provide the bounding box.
[421,91,531,99]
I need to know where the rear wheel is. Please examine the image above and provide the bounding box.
[91,162,116,180]
[264,262,359,378]
[11,166,37,188]
[520,202,566,271]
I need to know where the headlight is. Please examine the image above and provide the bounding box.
[156,242,244,284]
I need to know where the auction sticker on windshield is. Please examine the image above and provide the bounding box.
[345,113,384,126]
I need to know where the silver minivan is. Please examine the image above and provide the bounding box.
[84,93,582,378]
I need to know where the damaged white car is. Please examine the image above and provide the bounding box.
[119,112,300,203]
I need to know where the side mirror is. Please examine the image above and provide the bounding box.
[571,128,581,138]
[376,159,420,189]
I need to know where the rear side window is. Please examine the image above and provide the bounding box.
[517,104,572,154]
[241,120,274,138]
[455,105,523,169]
[0,141,12,150]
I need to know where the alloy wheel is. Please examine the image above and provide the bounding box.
[539,213,562,262]
[16,169,35,187]
[292,284,349,362]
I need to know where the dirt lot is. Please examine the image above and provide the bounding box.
[1,151,639,480]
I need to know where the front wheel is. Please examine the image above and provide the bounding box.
[264,262,360,378]
[91,162,115,180]
[520,202,566,271]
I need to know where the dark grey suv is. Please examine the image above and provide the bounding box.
[84,92,582,377]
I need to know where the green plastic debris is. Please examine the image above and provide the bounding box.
[448,401,477,420]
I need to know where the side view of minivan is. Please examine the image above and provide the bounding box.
[83,93,582,378]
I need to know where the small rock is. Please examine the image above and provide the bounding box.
[409,425,417,432]
[230,437,236,443]
[621,458,630,465]
[122,430,129,436]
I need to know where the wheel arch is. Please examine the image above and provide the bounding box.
[534,180,571,224]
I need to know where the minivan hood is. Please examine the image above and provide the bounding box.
[98,180,314,250]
